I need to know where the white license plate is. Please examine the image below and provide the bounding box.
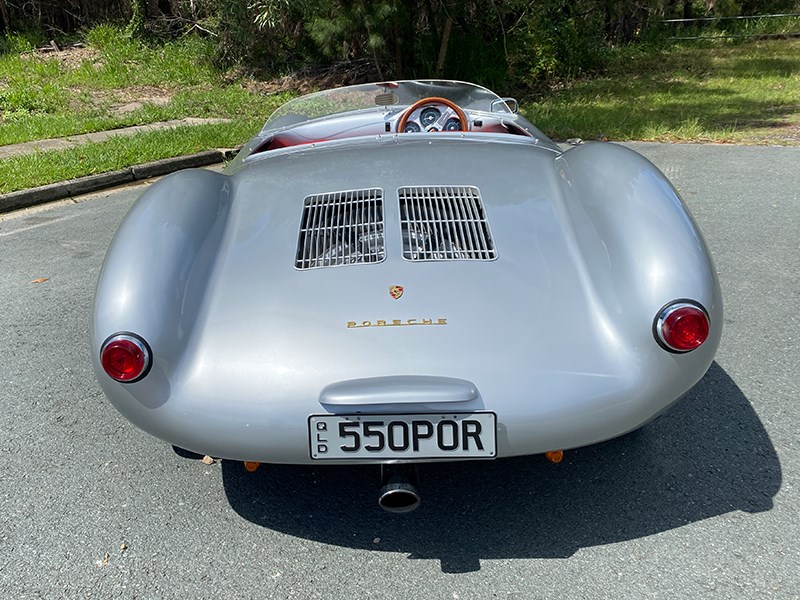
[308,413,496,460]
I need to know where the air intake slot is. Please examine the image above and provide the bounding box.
[295,189,385,269]
[399,186,497,261]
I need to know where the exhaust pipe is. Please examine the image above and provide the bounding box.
[378,464,421,513]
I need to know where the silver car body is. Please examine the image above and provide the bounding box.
[91,80,722,465]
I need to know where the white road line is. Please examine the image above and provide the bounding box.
[0,213,79,237]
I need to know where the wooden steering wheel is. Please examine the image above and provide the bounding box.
[397,97,469,133]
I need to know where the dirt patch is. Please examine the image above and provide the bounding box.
[26,45,104,70]
[75,86,175,115]
[110,86,174,115]
[243,73,320,96]
[752,122,800,146]
[754,122,800,144]
[237,58,381,95]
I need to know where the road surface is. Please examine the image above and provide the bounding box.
[1,143,798,598]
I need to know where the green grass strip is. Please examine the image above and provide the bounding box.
[0,122,261,194]
[522,39,800,144]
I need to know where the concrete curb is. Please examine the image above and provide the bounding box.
[0,148,237,214]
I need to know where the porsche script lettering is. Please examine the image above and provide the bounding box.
[347,318,447,328]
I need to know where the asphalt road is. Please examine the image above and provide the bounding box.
[1,143,798,598]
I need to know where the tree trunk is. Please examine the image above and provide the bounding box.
[436,17,453,77]
[0,0,10,32]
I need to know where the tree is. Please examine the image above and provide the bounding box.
[0,0,10,33]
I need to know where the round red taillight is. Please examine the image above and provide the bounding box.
[655,302,710,353]
[100,334,151,382]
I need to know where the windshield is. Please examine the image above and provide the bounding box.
[265,80,508,127]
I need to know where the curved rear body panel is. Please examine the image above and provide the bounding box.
[92,133,721,464]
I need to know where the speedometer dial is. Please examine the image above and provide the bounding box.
[403,121,421,133]
[420,107,441,127]
[443,117,461,131]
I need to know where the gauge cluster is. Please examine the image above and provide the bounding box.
[401,102,466,133]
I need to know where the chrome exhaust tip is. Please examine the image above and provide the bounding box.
[378,464,421,513]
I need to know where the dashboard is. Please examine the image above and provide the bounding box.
[400,103,466,133]
[250,101,535,155]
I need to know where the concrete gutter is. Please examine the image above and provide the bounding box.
[0,148,238,214]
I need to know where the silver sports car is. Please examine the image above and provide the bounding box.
[91,80,722,512]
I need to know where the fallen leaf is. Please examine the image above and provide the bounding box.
[31,278,49,284]
[101,552,110,566]
[201,455,215,465]
[119,543,128,552]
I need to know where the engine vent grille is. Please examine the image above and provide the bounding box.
[295,189,385,269]
[399,186,497,261]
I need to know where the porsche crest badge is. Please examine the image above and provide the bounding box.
[388,285,404,300]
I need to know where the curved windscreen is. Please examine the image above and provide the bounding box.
[265,80,509,128]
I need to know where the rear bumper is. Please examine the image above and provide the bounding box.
[95,342,717,464]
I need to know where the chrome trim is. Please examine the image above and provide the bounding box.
[491,97,518,113]
[100,332,152,383]
[653,300,709,354]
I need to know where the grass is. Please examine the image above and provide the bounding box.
[0,122,260,192]
[1,26,799,194]
[0,85,288,146]
[523,39,800,144]
[0,25,290,193]
[0,26,223,145]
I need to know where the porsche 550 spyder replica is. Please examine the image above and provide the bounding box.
[91,80,721,512]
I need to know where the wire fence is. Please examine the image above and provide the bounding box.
[661,13,800,41]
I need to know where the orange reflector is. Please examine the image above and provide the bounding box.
[545,450,564,464]
[243,461,261,472]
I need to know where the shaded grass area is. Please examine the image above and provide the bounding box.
[524,39,800,144]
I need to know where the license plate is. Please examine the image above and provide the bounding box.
[308,413,496,460]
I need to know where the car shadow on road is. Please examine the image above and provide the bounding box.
[220,362,780,573]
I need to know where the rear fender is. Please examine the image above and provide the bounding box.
[555,142,722,357]
[91,169,232,379]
